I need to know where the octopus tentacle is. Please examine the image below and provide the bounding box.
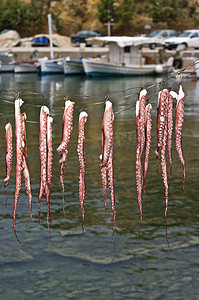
[107,148,115,211]
[143,103,152,195]
[14,98,24,243]
[101,166,107,208]
[100,101,115,207]
[136,100,142,221]
[38,106,49,222]
[100,100,115,236]
[4,122,13,204]
[155,89,169,173]
[100,101,114,168]
[77,111,88,225]
[161,111,169,216]
[135,89,147,221]
[46,115,53,224]
[56,100,75,213]
[167,91,177,179]
[138,89,147,160]
[175,84,186,189]
[21,112,32,223]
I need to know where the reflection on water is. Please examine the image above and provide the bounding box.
[0,73,199,299]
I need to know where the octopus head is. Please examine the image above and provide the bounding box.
[79,111,88,122]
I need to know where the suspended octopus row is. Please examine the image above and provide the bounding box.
[136,84,185,221]
[3,83,185,242]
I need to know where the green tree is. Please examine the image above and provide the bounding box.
[0,0,43,36]
[50,10,64,33]
[97,0,135,34]
[115,0,135,24]
[97,0,116,24]
[148,0,184,24]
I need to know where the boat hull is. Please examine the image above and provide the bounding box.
[0,64,14,72]
[40,59,64,75]
[14,63,40,74]
[63,59,84,75]
[82,59,169,77]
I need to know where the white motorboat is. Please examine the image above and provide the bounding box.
[82,36,171,77]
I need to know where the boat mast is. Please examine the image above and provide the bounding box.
[48,14,54,60]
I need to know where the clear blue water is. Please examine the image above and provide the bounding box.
[0,73,199,299]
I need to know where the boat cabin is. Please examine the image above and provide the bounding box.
[86,36,151,65]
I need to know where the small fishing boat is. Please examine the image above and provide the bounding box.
[40,15,64,76]
[14,62,40,74]
[82,36,172,77]
[40,58,64,75]
[169,57,199,79]
[0,52,14,72]
[63,58,84,75]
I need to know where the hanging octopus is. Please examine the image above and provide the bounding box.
[135,89,147,222]
[155,89,171,216]
[175,84,186,189]
[155,89,169,173]
[38,105,50,223]
[46,114,53,224]
[4,122,13,204]
[77,111,88,227]
[14,98,32,243]
[167,91,177,179]
[21,112,32,225]
[56,100,75,212]
[100,100,115,212]
[143,103,152,195]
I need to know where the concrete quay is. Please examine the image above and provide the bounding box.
[0,46,198,69]
[0,46,109,61]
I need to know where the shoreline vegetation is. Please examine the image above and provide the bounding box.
[0,0,199,39]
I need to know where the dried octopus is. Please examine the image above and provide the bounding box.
[4,122,13,204]
[155,86,185,216]
[100,100,115,214]
[38,106,53,225]
[167,90,178,178]
[143,103,152,195]
[135,89,147,221]
[56,100,75,212]
[14,98,32,242]
[77,111,88,226]
[175,84,186,189]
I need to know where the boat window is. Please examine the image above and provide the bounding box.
[124,46,131,53]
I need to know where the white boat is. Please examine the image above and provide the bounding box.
[14,62,40,74]
[194,59,199,79]
[0,63,14,72]
[82,36,171,77]
[0,52,14,72]
[39,15,64,76]
[40,58,64,75]
[63,58,84,75]
[169,57,199,79]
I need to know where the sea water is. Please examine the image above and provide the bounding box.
[0,73,199,299]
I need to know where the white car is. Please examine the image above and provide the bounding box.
[164,29,199,50]
[146,29,178,49]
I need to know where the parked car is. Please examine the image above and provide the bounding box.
[146,29,178,49]
[164,29,199,50]
[71,30,106,46]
